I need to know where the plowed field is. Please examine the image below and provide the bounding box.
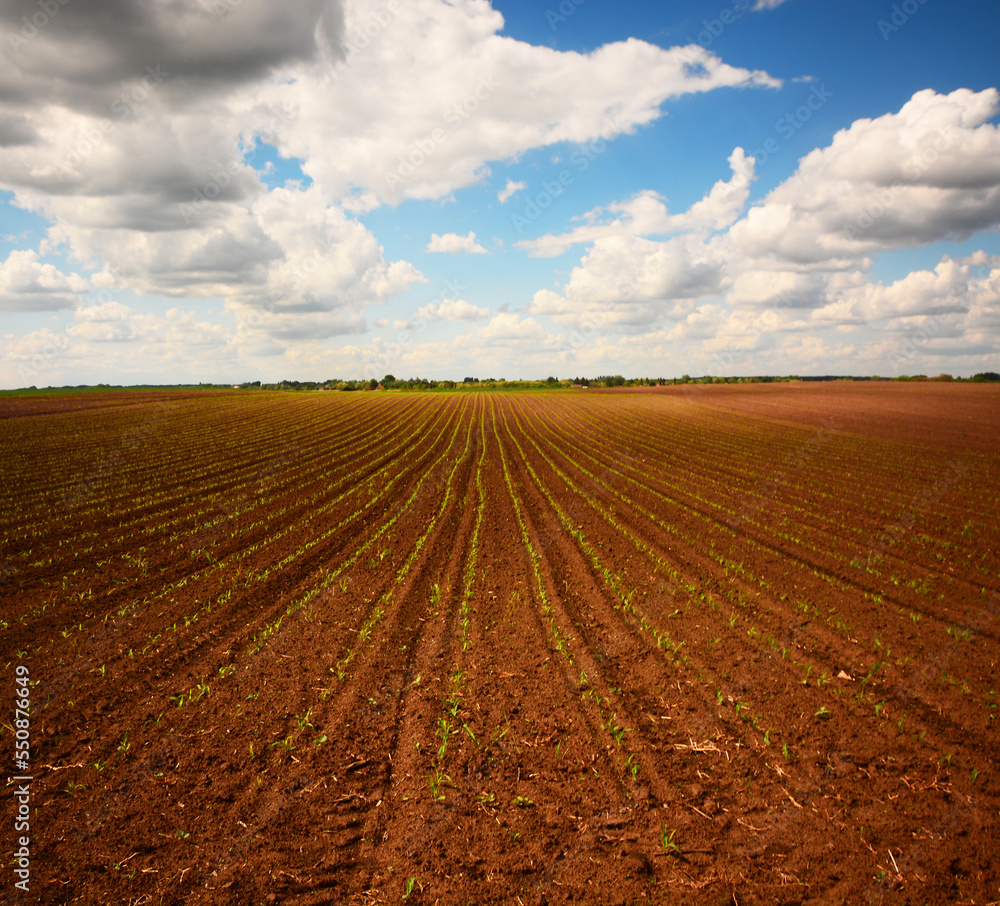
[2,384,999,905]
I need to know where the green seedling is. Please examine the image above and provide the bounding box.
[661,826,681,856]
[429,768,451,802]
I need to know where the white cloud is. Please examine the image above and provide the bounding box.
[815,254,994,323]
[498,179,526,204]
[521,88,1000,358]
[275,1,780,205]
[518,148,755,258]
[0,0,777,351]
[526,232,726,329]
[476,312,547,343]
[724,88,1000,266]
[0,300,237,387]
[0,250,90,311]
[426,231,488,255]
[413,298,491,321]
[1,2,996,384]
[726,269,825,310]
[35,183,424,342]
[63,301,229,348]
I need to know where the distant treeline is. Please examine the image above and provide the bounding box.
[6,372,999,395]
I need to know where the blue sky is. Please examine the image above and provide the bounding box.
[1,0,998,386]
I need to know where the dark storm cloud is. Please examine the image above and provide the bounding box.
[0,113,37,146]
[2,0,343,112]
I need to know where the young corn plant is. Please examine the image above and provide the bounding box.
[661,826,681,856]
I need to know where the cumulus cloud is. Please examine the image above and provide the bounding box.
[413,298,491,321]
[0,0,381,343]
[37,182,423,342]
[233,187,425,327]
[0,250,90,311]
[522,88,1000,353]
[724,268,837,313]
[275,2,779,205]
[724,88,1000,266]
[2,2,995,383]
[476,312,548,343]
[0,114,38,147]
[527,232,726,330]
[518,148,755,258]
[0,0,340,104]
[0,300,237,387]
[65,301,230,348]
[814,254,993,323]
[0,0,781,353]
[426,232,487,255]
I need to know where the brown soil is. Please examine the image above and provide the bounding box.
[2,385,998,905]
